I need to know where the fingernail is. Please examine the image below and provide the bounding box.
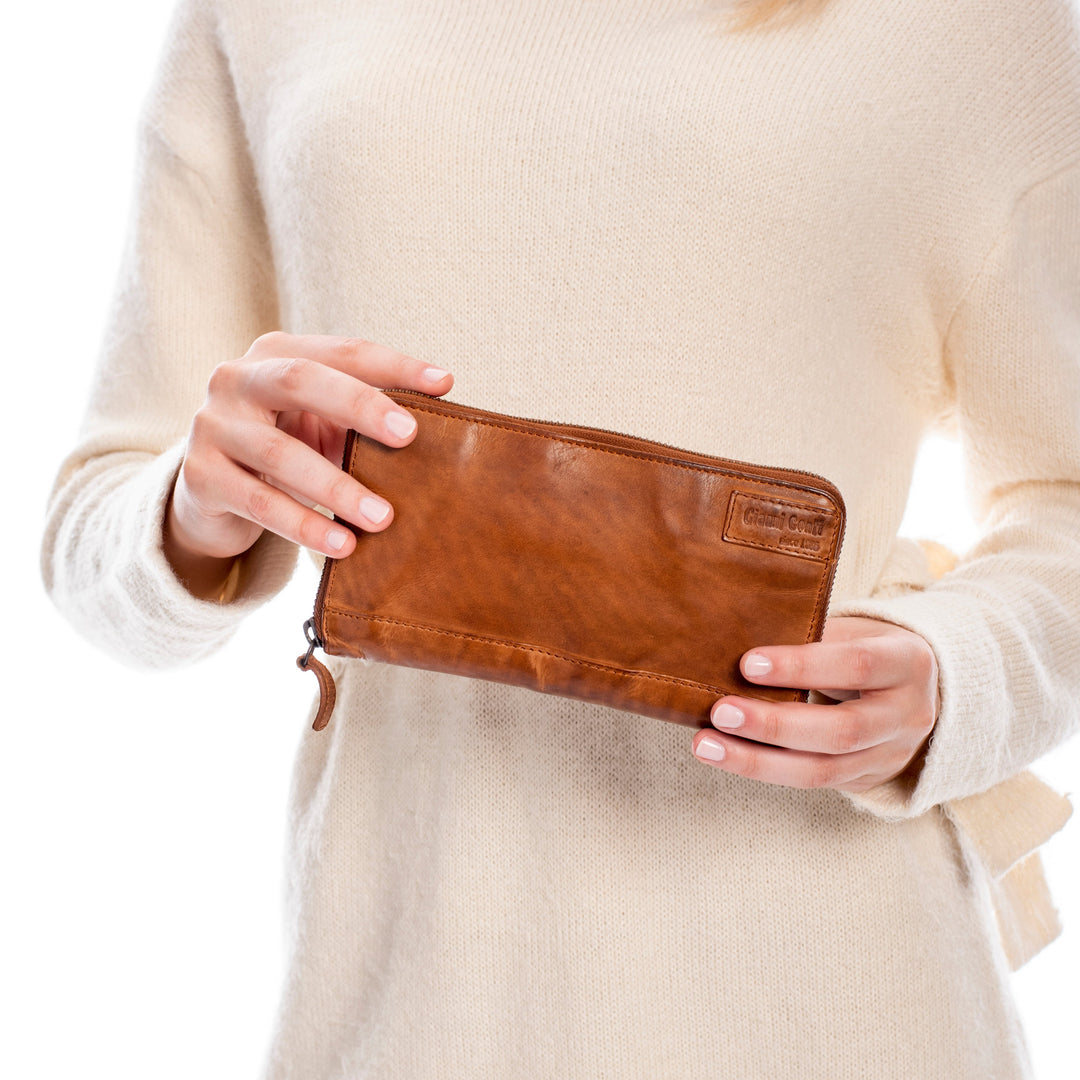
[327,528,349,551]
[744,653,773,677]
[695,734,726,763]
[422,366,451,383]
[711,702,745,729]
[385,411,417,439]
[360,496,390,524]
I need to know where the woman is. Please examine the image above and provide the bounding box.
[43,0,1080,1075]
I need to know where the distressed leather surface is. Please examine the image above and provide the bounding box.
[314,393,846,728]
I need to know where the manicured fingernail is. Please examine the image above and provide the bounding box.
[711,702,745,729]
[360,496,390,524]
[695,734,726,763]
[422,366,451,383]
[327,528,349,551]
[385,410,417,439]
[744,653,773,677]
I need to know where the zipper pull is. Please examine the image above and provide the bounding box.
[296,618,336,732]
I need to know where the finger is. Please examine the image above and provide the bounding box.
[215,417,394,532]
[738,637,915,694]
[213,456,367,558]
[708,695,897,755]
[246,332,454,394]
[231,355,424,448]
[691,728,890,791]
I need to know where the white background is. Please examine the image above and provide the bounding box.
[2,2,1077,1077]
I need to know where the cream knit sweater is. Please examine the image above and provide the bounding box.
[43,0,1080,1076]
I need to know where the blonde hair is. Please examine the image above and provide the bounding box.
[726,0,830,31]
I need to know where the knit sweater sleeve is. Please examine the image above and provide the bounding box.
[41,0,297,668]
[831,162,1080,819]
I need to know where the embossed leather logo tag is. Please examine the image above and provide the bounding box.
[724,491,839,561]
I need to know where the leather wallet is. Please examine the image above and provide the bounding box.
[297,391,846,732]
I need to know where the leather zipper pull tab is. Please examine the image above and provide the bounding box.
[297,619,336,732]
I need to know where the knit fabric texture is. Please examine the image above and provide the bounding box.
[43,1,1080,1076]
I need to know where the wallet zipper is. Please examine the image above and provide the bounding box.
[299,523,356,732]
[298,428,369,732]
[383,388,845,498]
[296,617,337,732]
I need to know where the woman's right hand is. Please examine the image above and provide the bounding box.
[164,332,453,597]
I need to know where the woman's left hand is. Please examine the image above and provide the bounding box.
[691,616,939,794]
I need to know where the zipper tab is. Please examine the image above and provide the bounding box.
[296,619,336,732]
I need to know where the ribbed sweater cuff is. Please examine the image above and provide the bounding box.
[827,589,1009,821]
[52,444,298,668]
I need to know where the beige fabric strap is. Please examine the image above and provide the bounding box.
[945,771,1073,970]
[991,850,1065,971]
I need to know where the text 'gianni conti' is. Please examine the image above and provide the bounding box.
[724,492,837,560]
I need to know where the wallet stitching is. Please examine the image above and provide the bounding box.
[387,402,843,560]
[324,607,734,695]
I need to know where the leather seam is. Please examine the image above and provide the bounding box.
[323,607,735,695]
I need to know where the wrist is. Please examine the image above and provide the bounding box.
[163,499,243,602]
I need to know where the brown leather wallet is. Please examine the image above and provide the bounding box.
[297,391,846,732]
